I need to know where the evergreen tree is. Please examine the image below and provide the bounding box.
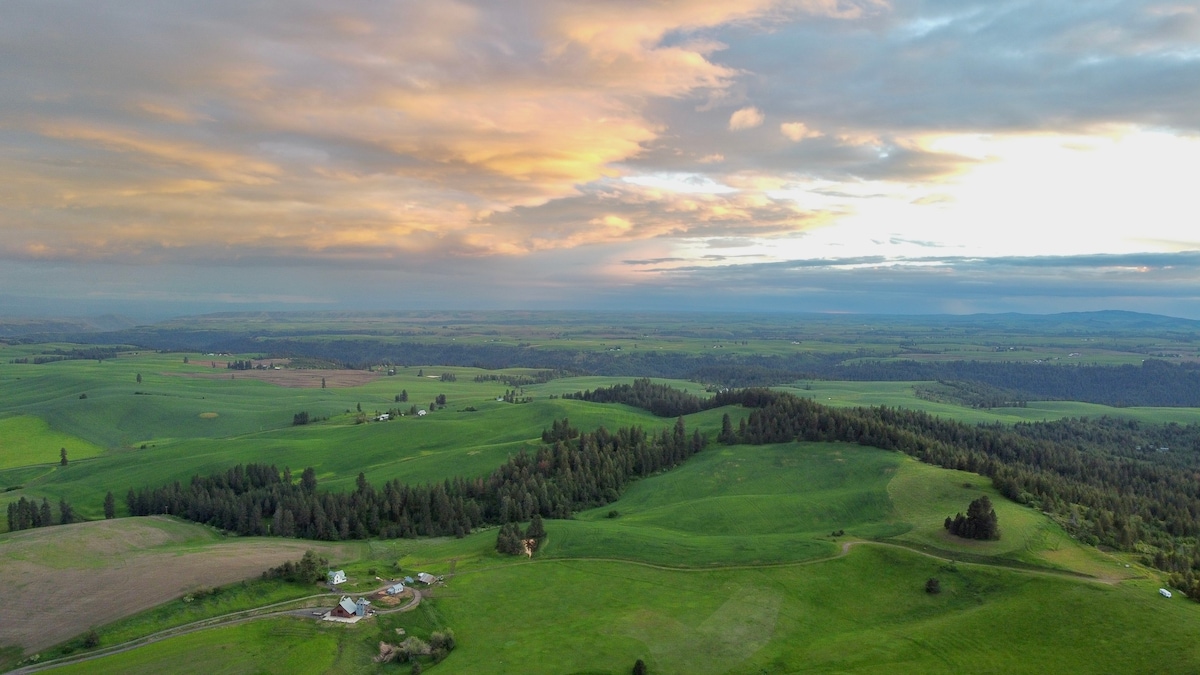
[104,491,116,519]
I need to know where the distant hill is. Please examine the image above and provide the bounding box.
[0,314,138,338]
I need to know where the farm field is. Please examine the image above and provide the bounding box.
[0,517,358,657]
[27,441,1200,674]
[3,312,1200,673]
[780,380,1200,426]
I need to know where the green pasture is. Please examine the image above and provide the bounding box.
[51,619,343,675]
[0,416,104,470]
[782,380,1200,425]
[0,395,676,524]
[59,546,1200,675]
[18,432,1198,673]
[543,442,901,566]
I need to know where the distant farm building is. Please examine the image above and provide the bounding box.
[327,569,347,585]
[386,583,405,595]
[403,576,415,584]
[377,413,390,421]
[417,572,437,585]
[416,409,428,417]
[1160,588,1173,598]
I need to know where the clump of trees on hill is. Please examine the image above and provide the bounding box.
[945,496,1000,540]
[124,418,704,541]
[566,378,722,417]
[6,496,76,532]
[496,514,546,555]
[262,549,329,584]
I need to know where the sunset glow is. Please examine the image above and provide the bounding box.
[2,0,1199,316]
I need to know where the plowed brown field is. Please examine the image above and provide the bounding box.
[0,517,354,655]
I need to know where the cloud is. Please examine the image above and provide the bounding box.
[729,107,765,130]
[1,0,1199,319]
[780,121,821,141]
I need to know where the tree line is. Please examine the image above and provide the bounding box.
[124,417,705,542]
[6,496,76,531]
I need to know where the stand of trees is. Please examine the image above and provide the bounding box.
[125,418,704,542]
[6,496,76,531]
[945,496,1000,540]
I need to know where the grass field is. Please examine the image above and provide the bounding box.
[50,619,344,675]
[29,438,1200,674]
[3,332,1200,673]
[51,546,1200,675]
[0,416,105,470]
[781,380,1200,425]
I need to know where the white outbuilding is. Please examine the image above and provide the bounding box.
[1160,588,1173,598]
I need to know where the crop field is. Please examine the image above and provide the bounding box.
[0,517,357,656]
[0,416,104,470]
[0,350,688,524]
[780,380,1200,426]
[3,313,1200,673]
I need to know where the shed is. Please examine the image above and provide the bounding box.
[1160,588,1173,598]
[416,409,427,417]
[387,583,405,595]
[417,572,437,585]
[327,569,347,585]
[403,576,415,584]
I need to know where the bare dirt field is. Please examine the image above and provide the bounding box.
[167,367,379,388]
[0,517,354,655]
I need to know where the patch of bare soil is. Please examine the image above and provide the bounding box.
[0,517,352,655]
[166,368,378,388]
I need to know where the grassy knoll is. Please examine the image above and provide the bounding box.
[433,547,1200,674]
[0,416,105,470]
[542,442,903,567]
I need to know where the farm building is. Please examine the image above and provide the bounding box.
[386,583,405,595]
[403,576,415,584]
[377,413,389,421]
[355,597,371,616]
[416,409,427,417]
[1160,588,1173,598]
[330,596,358,618]
[417,572,437,585]
[328,569,347,585]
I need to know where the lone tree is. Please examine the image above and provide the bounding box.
[136,373,142,384]
[103,491,116,519]
[925,577,941,594]
[944,495,1000,540]
[633,659,648,675]
[60,447,68,466]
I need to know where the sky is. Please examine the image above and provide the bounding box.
[2,0,1200,319]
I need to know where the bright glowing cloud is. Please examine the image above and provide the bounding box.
[729,107,766,131]
[780,122,822,141]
